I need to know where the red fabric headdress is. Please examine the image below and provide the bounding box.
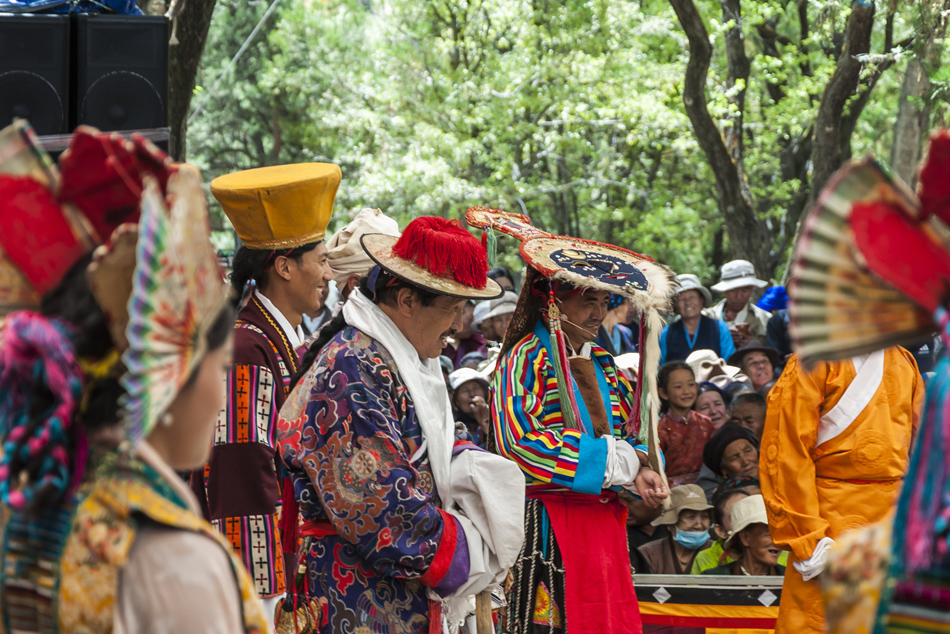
[0,176,89,296]
[391,216,488,288]
[918,129,950,226]
[58,128,176,244]
[0,126,176,296]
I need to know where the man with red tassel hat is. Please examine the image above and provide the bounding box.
[276,216,527,633]
[465,208,672,634]
[191,163,337,617]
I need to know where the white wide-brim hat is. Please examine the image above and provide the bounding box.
[711,259,768,293]
[448,367,490,392]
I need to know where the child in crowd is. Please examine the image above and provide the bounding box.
[729,392,768,439]
[657,361,716,487]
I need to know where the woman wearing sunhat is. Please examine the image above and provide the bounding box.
[277,217,526,632]
[660,274,735,364]
[636,484,714,575]
[703,495,785,576]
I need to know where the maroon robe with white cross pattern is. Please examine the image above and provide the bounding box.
[191,294,300,598]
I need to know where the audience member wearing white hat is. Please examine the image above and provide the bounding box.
[448,368,491,446]
[326,208,400,300]
[703,260,772,348]
[659,274,735,364]
[702,495,784,577]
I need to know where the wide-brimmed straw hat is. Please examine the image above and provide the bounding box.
[674,273,713,307]
[711,260,768,293]
[727,343,781,369]
[361,216,503,300]
[724,494,770,550]
[652,484,713,526]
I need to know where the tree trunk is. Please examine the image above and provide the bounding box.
[806,1,875,210]
[668,0,771,278]
[167,0,219,161]
[890,58,931,185]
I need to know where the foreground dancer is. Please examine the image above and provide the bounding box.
[765,147,940,633]
[193,164,338,610]
[467,208,672,634]
[0,122,267,632]
[784,132,950,633]
[277,217,526,633]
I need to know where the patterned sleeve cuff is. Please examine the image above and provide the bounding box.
[419,509,470,594]
[572,434,608,495]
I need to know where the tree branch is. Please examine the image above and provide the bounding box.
[668,0,769,275]
[807,0,876,209]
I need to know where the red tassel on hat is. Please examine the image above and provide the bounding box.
[392,216,488,288]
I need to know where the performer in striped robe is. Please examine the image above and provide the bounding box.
[191,163,338,613]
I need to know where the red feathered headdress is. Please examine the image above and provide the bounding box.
[360,216,502,300]
[391,217,488,289]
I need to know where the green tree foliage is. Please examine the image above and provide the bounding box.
[189,0,946,283]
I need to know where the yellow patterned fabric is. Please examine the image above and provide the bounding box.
[56,455,269,634]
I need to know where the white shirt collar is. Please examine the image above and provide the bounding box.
[255,289,305,349]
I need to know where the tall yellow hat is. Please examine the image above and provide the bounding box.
[210,163,341,250]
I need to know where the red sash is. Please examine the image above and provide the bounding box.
[530,490,642,634]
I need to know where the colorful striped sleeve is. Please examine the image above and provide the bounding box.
[491,334,606,494]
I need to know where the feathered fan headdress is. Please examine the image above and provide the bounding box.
[121,166,229,443]
[788,133,950,367]
[465,207,675,486]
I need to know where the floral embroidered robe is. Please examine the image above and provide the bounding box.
[191,295,299,598]
[277,326,469,634]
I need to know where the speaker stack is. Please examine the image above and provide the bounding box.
[0,12,168,143]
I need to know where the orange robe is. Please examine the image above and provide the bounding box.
[759,347,924,634]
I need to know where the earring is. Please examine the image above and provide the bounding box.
[160,413,174,427]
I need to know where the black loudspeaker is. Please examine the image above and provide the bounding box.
[73,14,168,132]
[0,14,71,135]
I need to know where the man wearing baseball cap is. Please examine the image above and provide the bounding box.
[704,260,772,348]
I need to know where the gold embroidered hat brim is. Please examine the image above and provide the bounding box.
[360,233,503,300]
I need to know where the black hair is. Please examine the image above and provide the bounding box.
[723,381,755,405]
[230,242,318,296]
[713,489,750,527]
[41,253,112,360]
[488,265,517,288]
[730,391,766,413]
[697,381,725,399]
[15,259,237,515]
[289,269,441,391]
[656,361,694,414]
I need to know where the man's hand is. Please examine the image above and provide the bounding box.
[633,469,668,508]
[470,396,491,437]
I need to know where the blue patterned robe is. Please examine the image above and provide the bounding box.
[277,326,469,634]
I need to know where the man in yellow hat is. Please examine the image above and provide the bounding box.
[190,163,338,614]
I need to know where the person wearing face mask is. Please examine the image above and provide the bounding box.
[278,217,527,632]
[703,495,785,577]
[637,485,714,575]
